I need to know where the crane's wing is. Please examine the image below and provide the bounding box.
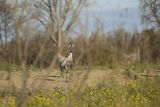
[58,53,66,63]
[65,53,73,65]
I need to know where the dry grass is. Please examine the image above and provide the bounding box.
[0,68,128,91]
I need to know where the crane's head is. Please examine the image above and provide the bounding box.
[67,44,72,48]
[66,44,75,53]
[66,44,75,48]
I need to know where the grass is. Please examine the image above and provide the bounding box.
[0,80,159,107]
[0,63,160,107]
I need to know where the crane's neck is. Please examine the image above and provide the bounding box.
[67,47,72,61]
[69,47,72,53]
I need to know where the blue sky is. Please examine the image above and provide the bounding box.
[86,0,139,11]
[81,0,142,32]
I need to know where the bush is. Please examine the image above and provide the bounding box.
[0,79,159,107]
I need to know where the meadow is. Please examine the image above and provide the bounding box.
[0,0,160,107]
[0,63,160,107]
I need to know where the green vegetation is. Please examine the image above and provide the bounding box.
[0,62,159,107]
[0,79,160,107]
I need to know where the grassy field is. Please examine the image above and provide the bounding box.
[0,0,160,107]
[0,66,126,90]
[0,64,160,107]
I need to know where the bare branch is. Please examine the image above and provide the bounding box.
[140,0,160,27]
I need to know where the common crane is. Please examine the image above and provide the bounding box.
[49,33,73,77]
[58,44,73,76]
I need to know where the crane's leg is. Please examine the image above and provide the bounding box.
[66,69,69,82]
[60,65,65,78]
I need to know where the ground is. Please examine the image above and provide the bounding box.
[0,68,127,90]
[0,67,160,107]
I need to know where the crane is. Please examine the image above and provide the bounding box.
[49,32,73,79]
[58,44,73,76]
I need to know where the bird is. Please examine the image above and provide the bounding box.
[58,44,73,76]
[49,33,73,77]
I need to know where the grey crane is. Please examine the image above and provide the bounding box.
[58,44,73,76]
[49,33,73,77]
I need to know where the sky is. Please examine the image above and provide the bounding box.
[86,0,139,11]
[81,0,142,32]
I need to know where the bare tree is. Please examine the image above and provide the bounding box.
[140,0,160,27]
[0,0,13,62]
[34,0,87,53]
[12,0,34,107]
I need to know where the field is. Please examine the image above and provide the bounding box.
[0,64,160,107]
[0,66,126,89]
[0,0,160,107]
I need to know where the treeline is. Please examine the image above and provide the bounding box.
[0,0,160,68]
[1,26,160,67]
